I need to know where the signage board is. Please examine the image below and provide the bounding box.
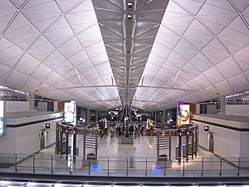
[179,104,190,125]
[64,101,76,125]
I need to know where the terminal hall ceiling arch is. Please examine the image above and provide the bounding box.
[0,0,249,111]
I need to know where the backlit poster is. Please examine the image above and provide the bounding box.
[179,104,190,124]
[64,101,76,125]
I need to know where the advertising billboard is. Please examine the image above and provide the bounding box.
[64,101,76,125]
[179,104,190,125]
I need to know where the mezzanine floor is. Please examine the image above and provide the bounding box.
[0,134,247,178]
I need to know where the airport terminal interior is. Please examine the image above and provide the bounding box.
[1,0,249,186]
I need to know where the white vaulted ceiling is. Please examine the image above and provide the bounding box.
[0,0,249,111]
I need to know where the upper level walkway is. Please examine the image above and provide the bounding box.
[0,135,249,185]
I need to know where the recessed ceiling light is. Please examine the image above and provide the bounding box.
[127,14,132,19]
[127,2,133,8]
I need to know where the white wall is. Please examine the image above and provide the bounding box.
[0,128,16,164]
[37,102,47,111]
[54,102,58,112]
[14,119,58,155]
[239,132,249,167]
[196,104,200,114]
[0,112,63,156]
[226,105,249,116]
[193,114,249,165]
[207,105,217,114]
[6,101,29,112]
[192,115,242,159]
[195,120,241,158]
[240,132,249,157]
[0,128,15,154]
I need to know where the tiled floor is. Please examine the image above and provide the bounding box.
[0,133,243,177]
[41,133,216,159]
[30,134,241,177]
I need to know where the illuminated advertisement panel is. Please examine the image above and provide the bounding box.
[64,101,76,124]
[180,104,190,125]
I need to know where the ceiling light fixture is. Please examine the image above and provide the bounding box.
[127,14,132,19]
[127,2,133,8]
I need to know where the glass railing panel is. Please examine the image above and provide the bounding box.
[89,156,108,176]
[33,154,52,174]
[221,157,239,177]
[184,158,203,177]
[1,153,249,177]
[0,153,16,173]
[73,156,87,175]
[128,157,146,176]
[16,154,34,173]
[165,159,183,177]
[238,157,249,177]
[202,157,221,177]
[51,154,71,175]
[108,156,129,176]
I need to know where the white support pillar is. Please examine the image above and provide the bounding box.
[220,96,226,115]
[196,104,200,114]
[86,108,90,122]
[154,111,157,126]
[163,110,167,123]
[28,93,35,112]
[96,110,98,122]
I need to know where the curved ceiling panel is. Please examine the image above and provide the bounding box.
[92,0,169,107]
[0,0,120,110]
[0,0,249,111]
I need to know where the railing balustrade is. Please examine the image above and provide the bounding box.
[0,153,248,177]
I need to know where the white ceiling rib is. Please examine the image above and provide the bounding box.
[0,0,249,111]
[92,0,170,107]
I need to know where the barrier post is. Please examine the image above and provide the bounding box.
[237,157,240,176]
[126,157,129,176]
[201,158,204,177]
[32,154,35,173]
[15,154,17,172]
[51,155,53,174]
[219,158,222,176]
[183,159,185,177]
[108,157,110,176]
[145,157,147,176]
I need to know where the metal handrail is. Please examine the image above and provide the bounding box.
[0,153,249,177]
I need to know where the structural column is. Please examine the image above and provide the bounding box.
[220,96,226,115]
[28,93,35,112]
[86,108,90,122]
[55,123,60,154]
[178,130,182,163]
[96,110,98,122]
[186,132,189,162]
[73,128,77,156]
[154,111,157,126]
[194,126,198,157]
[163,110,167,124]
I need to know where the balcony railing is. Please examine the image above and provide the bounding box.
[0,153,249,177]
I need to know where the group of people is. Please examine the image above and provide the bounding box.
[115,123,137,137]
[98,117,156,138]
